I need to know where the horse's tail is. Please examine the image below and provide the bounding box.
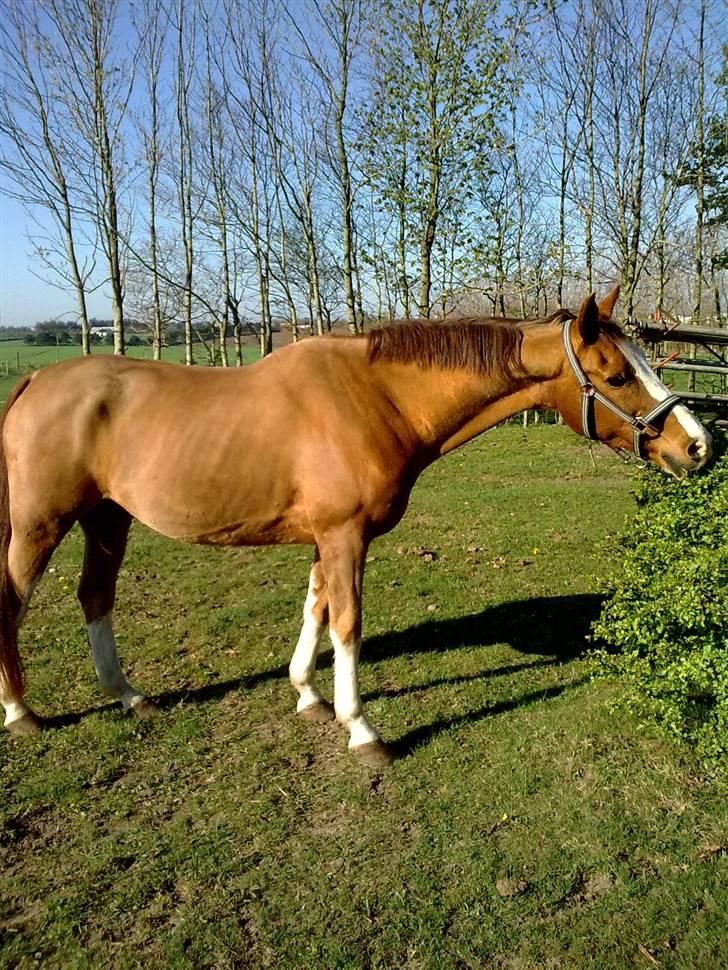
[0,376,32,699]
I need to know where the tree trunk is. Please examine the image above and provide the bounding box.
[692,0,705,329]
[584,65,595,292]
[418,152,440,317]
[336,101,358,332]
[398,124,410,317]
[91,1,125,355]
[176,0,194,366]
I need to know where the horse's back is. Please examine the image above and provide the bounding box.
[3,345,409,546]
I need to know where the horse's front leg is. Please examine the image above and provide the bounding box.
[289,549,335,722]
[318,527,392,767]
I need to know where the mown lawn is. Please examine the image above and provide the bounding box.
[1,426,726,969]
[0,340,259,404]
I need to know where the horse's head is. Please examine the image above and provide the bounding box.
[555,289,712,478]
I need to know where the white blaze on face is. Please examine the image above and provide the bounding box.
[618,339,712,460]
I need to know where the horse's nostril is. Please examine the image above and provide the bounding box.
[687,440,705,461]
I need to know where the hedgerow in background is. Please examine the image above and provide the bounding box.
[592,429,728,777]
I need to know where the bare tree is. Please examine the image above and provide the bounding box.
[39,0,135,354]
[133,0,169,359]
[0,1,94,352]
[285,0,364,332]
[266,67,328,335]
[363,0,511,317]
[692,0,706,327]
[224,1,277,356]
[174,0,197,364]
[592,0,682,320]
[547,1,598,294]
[200,6,233,365]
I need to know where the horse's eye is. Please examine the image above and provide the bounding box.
[607,374,628,388]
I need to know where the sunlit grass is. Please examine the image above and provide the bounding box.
[1,427,726,969]
[0,339,260,404]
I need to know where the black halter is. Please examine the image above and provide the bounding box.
[562,320,682,459]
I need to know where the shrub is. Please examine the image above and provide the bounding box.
[591,428,728,776]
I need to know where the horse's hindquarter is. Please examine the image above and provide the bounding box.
[6,349,414,546]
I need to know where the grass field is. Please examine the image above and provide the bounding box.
[1,426,727,969]
[0,340,260,404]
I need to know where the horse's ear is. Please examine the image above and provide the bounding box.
[598,286,620,319]
[576,293,600,345]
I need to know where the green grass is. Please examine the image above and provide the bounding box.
[0,340,260,404]
[1,427,726,969]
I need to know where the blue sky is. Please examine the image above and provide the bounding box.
[1,180,111,328]
[1,0,722,330]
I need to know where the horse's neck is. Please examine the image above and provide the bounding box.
[376,324,561,456]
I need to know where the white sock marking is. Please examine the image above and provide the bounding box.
[290,571,327,712]
[88,614,144,710]
[331,630,380,748]
[2,580,39,725]
[2,699,32,726]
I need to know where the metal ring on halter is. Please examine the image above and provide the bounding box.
[562,320,682,457]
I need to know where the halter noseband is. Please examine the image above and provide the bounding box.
[561,320,682,458]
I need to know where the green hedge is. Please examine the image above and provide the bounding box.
[592,429,728,777]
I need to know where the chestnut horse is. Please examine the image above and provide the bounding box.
[0,291,712,765]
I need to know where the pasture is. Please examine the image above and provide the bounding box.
[0,340,260,404]
[1,426,726,968]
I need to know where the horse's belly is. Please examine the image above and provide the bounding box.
[109,451,312,546]
[120,493,314,546]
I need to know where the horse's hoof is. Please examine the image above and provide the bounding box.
[130,697,158,721]
[351,739,394,768]
[298,700,336,722]
[7,711,45,737]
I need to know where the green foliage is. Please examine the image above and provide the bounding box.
[592,430,728,775]
[679,43,728,270]
[34,328,73,346]
[357,0,518,304]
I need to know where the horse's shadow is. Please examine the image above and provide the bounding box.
[363,591,603,665]
[361,591,602,755]
[48,592,604,754]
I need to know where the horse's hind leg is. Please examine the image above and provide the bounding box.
[289,549,335,722]
[78,501,156,720]
[1,519,66,735]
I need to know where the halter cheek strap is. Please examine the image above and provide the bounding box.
[561,320,682,458]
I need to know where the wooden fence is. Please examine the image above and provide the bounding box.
[635,314,728,423]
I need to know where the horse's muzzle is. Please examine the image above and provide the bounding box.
[686,435,712,469]
[659,432,712,478]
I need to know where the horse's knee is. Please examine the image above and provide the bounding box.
[333,620,360,650]
[310,597,328,627]
[306,565,328,626]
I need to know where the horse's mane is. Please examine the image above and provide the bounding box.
[366,310,574,381]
